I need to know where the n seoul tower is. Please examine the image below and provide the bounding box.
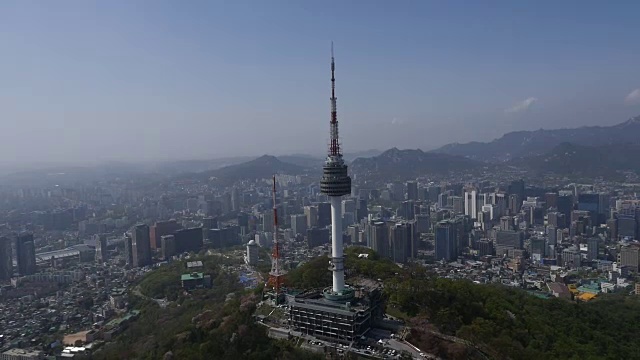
[320,43,351,295]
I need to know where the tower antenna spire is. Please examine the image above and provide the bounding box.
[329,41,340,156]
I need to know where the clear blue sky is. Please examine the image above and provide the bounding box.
[1,1,640,164]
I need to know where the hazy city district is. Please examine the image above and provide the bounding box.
[2,44,640,360]
[3,2,640,359]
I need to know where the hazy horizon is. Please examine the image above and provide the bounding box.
[2,1,640,165]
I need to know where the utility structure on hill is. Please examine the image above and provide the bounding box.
[267,175,286,303]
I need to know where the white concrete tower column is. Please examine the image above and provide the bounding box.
[330,196,345,293]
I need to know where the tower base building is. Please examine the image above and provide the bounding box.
[288,285,383,344]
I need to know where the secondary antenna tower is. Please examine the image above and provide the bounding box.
[267,175,286,301]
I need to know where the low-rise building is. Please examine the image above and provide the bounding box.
[181,272,211,290]
[1,348,44,360]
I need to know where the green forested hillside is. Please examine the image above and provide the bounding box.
[98,250,640,360]
[289,249,640,360]
[94,256,322,360]
[388,271,640,360]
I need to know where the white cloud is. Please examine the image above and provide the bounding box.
[391,117,404,125]
[625,89,640,105]
[505,97,538,113]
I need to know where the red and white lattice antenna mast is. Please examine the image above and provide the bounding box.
[268,175,286,299]
[329,41,342,157]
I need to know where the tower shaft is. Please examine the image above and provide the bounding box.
[330,196,344,292]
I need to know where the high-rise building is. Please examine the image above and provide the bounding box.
[131,224,151,268]
[304,206,318,228]
[619,245,640,272]
[435,220,457,262]
[578,193,602,223]
[617,215,637,240]
[347,225,361,245]
[0,236,12,280]
[497,230,523,248]
[262,211,274,233]
[426,186,440,203]
[367,221,388,258]
[174,227,203,254]
[477,239,493,257]
[209,227,239,248]
[557,194,574,222]
[500,216,512,231]
[246,240,258,266]
[306,227,330,248]
[237,212,249,235]
[530,237,546,258]
[291,214,308,235]
[389,222,416,264]
[390,182,404,201]
[342,212,355,229]
[438,193,448,209]
[356,198,368,221]
[508,179,525,203]
[202,217,219,242]
[95,234,108,263]
[545,192,558,210]
[203,217,219,230]
[547,212,566,229]
[406,181,418,201]
[402,200,415,220]
[547,225,557,246]
[415,213,430,233]
[231,187,241,211]
[124,234,133,266]
[451,196,464,214]
[342,199,356,214]
[508,194,521,215]
[494,192,508,217]
[317,202,331,228]
[562,246,582,269]
[150,220,182,249]
[482,204,496,221]
[16,233,37,276]
[464,189,479,219]
[161,234,176,260]
[556,228,564,244]
[607,218,618,241]
[587,237,599,261]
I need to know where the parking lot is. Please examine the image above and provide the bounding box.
[269,324,429,359]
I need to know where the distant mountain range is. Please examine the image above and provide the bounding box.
[201,155,306,184]
[187,147,480,184]
[350,147,481,180]
[149,156,255,174]
[511,142,640,179]
[8,116,640,186]
[433,115,640,162]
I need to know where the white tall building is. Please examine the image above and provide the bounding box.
[465,189,479,219]
[246,240,258,266]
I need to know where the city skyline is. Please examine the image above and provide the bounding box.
[2,1,640,164]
